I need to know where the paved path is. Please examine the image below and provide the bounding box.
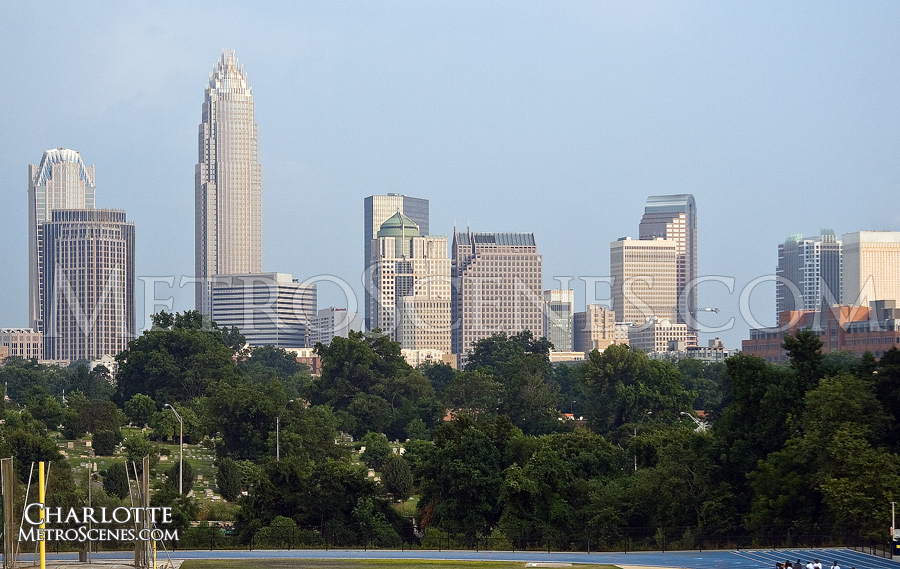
[9,548,897,569]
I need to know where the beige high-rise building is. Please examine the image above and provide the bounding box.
[628,318,689,354]
[610,237,677,326]
[28,148,96,333]
[41,209,135,362]
[451,230,543,356]
[196,50,263,315]
[639,195,697,331]
[842,231,900,308]
[370,213,451,351]
[363,194,429,331]
[573,304,621,354]
[0,329,44,361]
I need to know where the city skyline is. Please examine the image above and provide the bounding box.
[2,3,900,349]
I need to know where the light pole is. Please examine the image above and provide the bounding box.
[892,501,896,541]
[277,400,294,462]
[680,411,708,432]
[164,404,184,496]
[634,410,652,473]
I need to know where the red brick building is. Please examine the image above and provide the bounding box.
[742,302,900,363]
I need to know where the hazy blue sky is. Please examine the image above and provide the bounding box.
[2,1,899,348]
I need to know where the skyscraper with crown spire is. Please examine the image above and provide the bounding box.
[29,148,96,332]
[196,49,263,314]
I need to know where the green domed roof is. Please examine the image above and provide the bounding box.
[377,212,420,238]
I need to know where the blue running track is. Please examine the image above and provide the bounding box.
[18,547,900,569]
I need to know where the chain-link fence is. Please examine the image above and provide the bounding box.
[18,524,896,556]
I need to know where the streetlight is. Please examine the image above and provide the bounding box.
[164,404,184,496]
[277,400,294,462]
[680,411,708,432]
[634,410,652,473]
[892,501,897,542]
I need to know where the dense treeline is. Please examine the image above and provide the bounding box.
[1,311,898,549]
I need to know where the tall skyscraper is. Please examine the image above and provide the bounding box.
[363,194,429,330]
[210,273,316,348]
[610,237,677,326]
[370,213,451,351]
[28,148,96,332]
[639,194,697,331]
[451,230,543,356]
[41,209,135,362]
[842,231,900,307]
[543,289,574,352]
[776,230,842,317]
[196,50,263,315]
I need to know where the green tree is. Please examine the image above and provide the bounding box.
[713,353,795,503]
[3,427,64,483]
[748,372,886,529]
[382,455,413,501]
[274,404,347,463]
[149,409,177,441]
[782,328,825,394]
[93,429,122,456]
[421,362,456,396]
[353,496,401,546]
[875,347,900,452]
[26,394,65,431]
[346,394,392,437]
[205,377,287,461]
[235,456,404,546]
[103,462,131,499]
[0,358,50,402]
[627,427,734,530]
[122,433,159,473]
[442,370,501,417]
[361,432,392,471]
[417,416,518,540]
[498,430,623,543]
[466,331,552,370]
[314,331,411,408]
[62,398,122,439]
[676,358,726,412]
[216,457,243,502]
[239,345,305,379]
[463,332,561,434]
[63,363,115,400]
[819,423,900,538]
[404,418,429,441]
[124,393,156,427]
[579,344,694,434]
[165,460,196,495]
[115,310,244,403]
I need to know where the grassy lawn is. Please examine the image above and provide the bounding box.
[180,561,621,569]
